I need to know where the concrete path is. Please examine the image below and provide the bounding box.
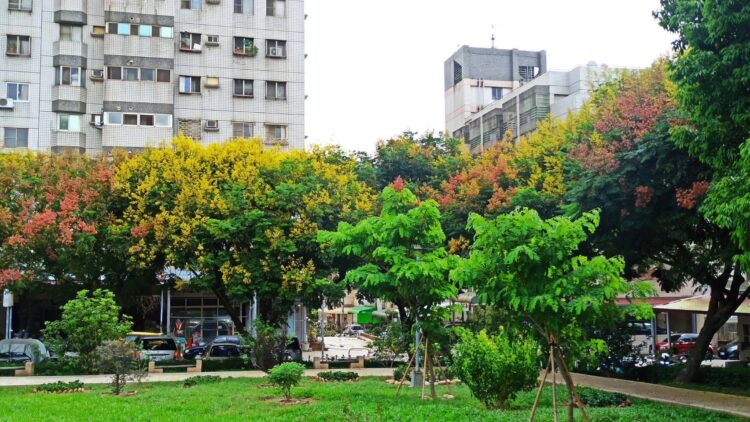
[0,367,394,387]
[559,373,750,419]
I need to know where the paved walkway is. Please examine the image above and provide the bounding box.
[556,373,750,419]
[0,368,393,387]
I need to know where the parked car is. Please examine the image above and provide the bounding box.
[203,342,251,360]
[0,339,50,364]
[133,336,180,361]
[717,339,739,360]
[183,335,241,360]
[341,324,366,336]
[656,333,714,356]
[125,331,162,343]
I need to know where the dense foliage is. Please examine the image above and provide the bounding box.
[451,329,539,409]
[317,371,359,382]
[33,380,85,393]
[267,362,306,400]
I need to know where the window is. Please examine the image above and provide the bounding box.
[265,81,286,100]
[7,83,29,101]
[3,128,28,148]
[181,0,201,9]
[491,87,502,101]
[160,27,173,38]
[266,39,286,58]
[107,23,117,33]
[266,124,287,140]
[138,25,152,37]
[233,37,256,56]
[58,114,81,131]
[180,33,202,51]
[130,24,139,36]
[59,25,83,42]
[233,79,253,97]
[8,0,32,11]
[206,35,219,45]
[266,0,284,17]
[232,122,253,138]
[57,66,81,86]
[139,115,154,126]
[6,35,31,56]
[179,76,201,93]
[157,69,171,82]
[105,112,123,125]
[140,68,155,81]
[123,67,139,81]
[155,114,171,127]
[234,0,252,14]
[519,66,538,81]
[453,61,462,86]
[117,23,130,35]
[107,66,122,80]
[92,26,105,36]
[123,114,138,125]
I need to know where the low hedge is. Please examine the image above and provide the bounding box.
[585,364,750,390]
[183,375,222,387]
[317,371,359,381]
[34,380,85,393]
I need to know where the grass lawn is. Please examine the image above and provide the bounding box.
[0,377,743,421]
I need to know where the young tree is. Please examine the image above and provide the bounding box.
[42,289,133,372]
[114,136,374,328]
[656,0,750,383]
[96,339,145,395]
[454,209,652,421]
[267,362,305,401]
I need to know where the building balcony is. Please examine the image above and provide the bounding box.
[52,85,87,104]
[104,35,174,60]
[52,131,86,149]
[54,0,87,24]
[102,126,173,149]
[53,40,88,59]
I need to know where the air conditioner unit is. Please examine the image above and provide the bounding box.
[90,69,104,80]
[91,114,103,128]
[269,47,283,57]
[204,120,219,130]
[0,98,14,109]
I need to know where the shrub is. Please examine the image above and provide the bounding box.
[183,375,222,388]
[42,289,132,373]
[317,371,359,382]
[267,362,305,400]
[451,329,539,409]
[577,388,629,407]
[393,364,411,381]
[95,339,145,395]
[34,380,84,393]
[248,320,286,372]
[35,357,86,376]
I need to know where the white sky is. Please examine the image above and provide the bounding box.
[304,0,676,153]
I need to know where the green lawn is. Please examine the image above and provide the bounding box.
[0,377,742,421]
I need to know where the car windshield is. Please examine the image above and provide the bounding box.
[669,334,682,342]
[0,343,31,357]
[141,339,176,351]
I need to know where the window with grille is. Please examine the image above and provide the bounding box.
[266,40,286,58]
[6,35,31,56]
[3,128,28,148]
[266,0,285,16]
[8,0,31,11]
[233,79,253,97]
[233,122,253,138]
[265,81,286,100]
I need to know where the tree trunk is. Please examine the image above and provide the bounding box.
[427,344,437,399]
[210,283,244,331]
[552,345,588,422]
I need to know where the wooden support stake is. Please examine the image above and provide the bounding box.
[528,355,552,422]
[555,347,589,422]
[551,345,558,422]
[421,338,429,400]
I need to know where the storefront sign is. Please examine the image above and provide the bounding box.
[2,290,12,308]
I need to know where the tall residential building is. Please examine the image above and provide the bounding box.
[444,46,547,140]
[1,0,304,155]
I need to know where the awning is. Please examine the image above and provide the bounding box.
[324,306,352,315]
[347,305,377,324]
[653,295,750,316]
[372,309,397,320]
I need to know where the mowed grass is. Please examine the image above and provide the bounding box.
[0,377,743,422]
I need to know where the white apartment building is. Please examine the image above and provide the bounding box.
[1,0,304,154]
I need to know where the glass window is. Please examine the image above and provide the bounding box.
[123,114,138,125]
[157,69,170,82]
[123,67,138,81]
[59,66,80,86]
[130,24,139,36]
[138,25,152,37]
[179,76,200,93]
[117,23,130,35]
[266,124,287,140]
[105,112,123,125]
[180,33,201,51]
[233,122,253,138]
[266,39,286,58]
[266,0,285,16]
[7,83,29,101]
[154,114,171,127]
[8,0,32,11]
[234,0,252,13]
[233,79,253,96]
[160,27,173,38]
[139,115,154,126]
[59,25,82,42]
[233,37,255,55]
[6,35,31,56]
[59,114,81,131]
[107,66,122,80]
[265,81,286,100]
[181,0,201,9]
[140,68,155,81]
[3,128,29,148]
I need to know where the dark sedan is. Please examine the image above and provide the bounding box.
[183,335,242,359]
[717,339,739,360]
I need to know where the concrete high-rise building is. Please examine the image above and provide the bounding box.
[1,0,304,154]
[444,46,547,140]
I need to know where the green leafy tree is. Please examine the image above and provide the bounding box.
[454,209,652,421]
[656,1,750,382]
[42,289,132,372]
[267,362,305,401]
[95,339,145,395]
[451,328,539,409]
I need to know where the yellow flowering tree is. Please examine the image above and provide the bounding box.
[114,136,375,327]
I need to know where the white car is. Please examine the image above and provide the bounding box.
[342,324,366,336]
[135,336,179,361]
